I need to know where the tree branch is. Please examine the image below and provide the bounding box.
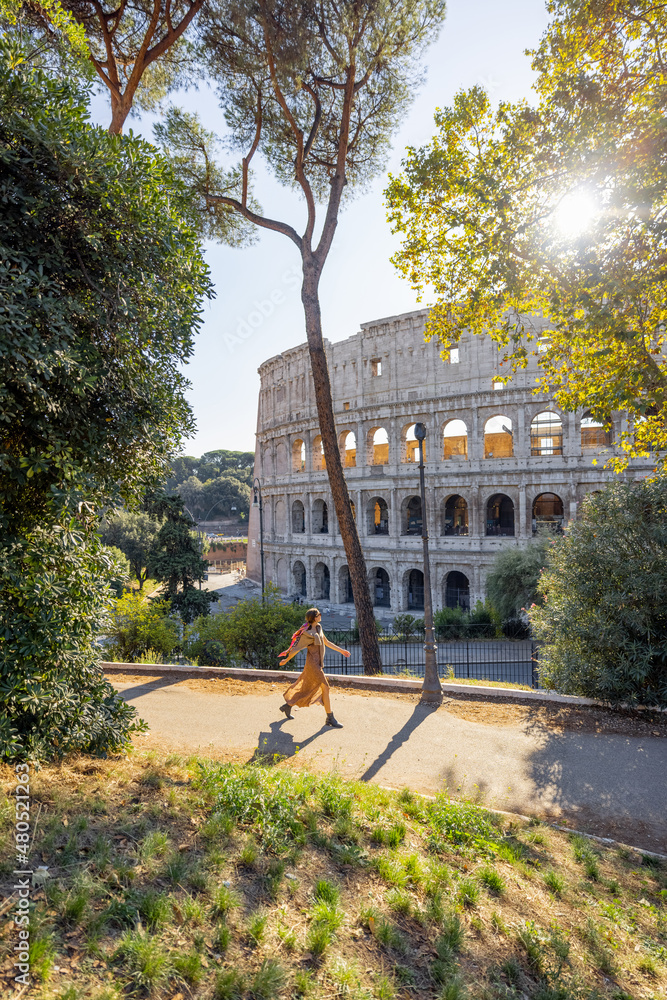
[242,89,263,208]
[205,194,303,250]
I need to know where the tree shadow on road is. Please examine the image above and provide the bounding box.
[359,703,439,783]
[248,719,327,764]
[113,676,185,700]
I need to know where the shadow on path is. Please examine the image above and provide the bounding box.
[249,719,328,764]
[113,676,184,700]
[359,703,439,783]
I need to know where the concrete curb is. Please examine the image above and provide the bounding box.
[102,661,647,710]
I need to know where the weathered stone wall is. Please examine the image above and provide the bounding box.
[247,309,651,612]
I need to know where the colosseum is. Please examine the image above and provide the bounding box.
[246,308,651,613]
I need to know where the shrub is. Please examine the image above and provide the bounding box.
[486,538,550,625]
[392,613,424,639]
[105,592,181,663]
[434,607,467,639]
[530,478,667,708]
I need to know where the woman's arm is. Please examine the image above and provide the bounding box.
[323,636,351,656]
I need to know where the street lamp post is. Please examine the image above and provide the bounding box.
[414,423,442,704]
[251,478,265,600]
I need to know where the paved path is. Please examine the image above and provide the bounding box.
[112,678,667,853]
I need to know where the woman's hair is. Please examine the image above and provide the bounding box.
[304,607,320,624]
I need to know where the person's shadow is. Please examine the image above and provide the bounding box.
[249,719,327,764]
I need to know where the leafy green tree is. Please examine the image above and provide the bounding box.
[0,44,210,760]
[530,478,667,708]
[485,537,551,625]
[100,511,163,589]
[184,584,304,668]
[105,592,181,662]
[154,0,448,675]
[0,526,147,761]
[147,494,217,622]
[386,1,667,468]
[107,545,132,596]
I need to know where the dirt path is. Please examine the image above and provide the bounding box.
[109,673,667,853]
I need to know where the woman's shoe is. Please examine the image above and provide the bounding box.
[325,713,343,728]
[279,703,292,719]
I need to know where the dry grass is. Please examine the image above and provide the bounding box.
[1,751,666,1000]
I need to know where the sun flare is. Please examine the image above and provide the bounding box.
[553,191,598,238]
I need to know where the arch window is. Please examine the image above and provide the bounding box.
[339,565,354,603]
[581,412,612,449]
[443,419,468,460]
[313,434,326,470]
[368,496,389,535]
[312,499,328,534]
[274,499,286,534]
[530,411,563,456]
[292,438,306,472]
[314,562,330,600]
[292,560,306,598]
[291,499,305,533]
[342,430,356,468]
[486,493,515,536]
[404,496,422,535]
[442,495,468,536]
[445,571,470,611]
[484,416,513,458]
[404,423,425,463]
[374,568,391,607]
[532,492,564,534]
[407,569,424,610]
[370,427,389,465]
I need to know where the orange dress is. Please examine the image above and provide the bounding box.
[283,627,330,708]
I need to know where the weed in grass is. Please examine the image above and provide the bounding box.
[173,949,204,985]
[478,866,505,896]
[516,922,545,975]
[115,930,171,993]
[277,922,298,952]
[426,860,451,895]
[457,876,480,908]
[163,851,189,884]
[440,911,465,952]
[543,870,566,896]
[29,932,56,981]
[583,855,601,880]
[421,889,445,925]
[374,971,397,1000]
[605,878,621,895]
[371,827,387,846]
[62,885,90,925]
[577,918,615,974]
[249,958,287,1000]
[213,922,231,953]
[139,767,164,790]
[329,958,372,999]
[239,839,259,869]
[311,901,344,932]
[246,911,268,946]
[637,955,659,977]
[386,822,406,848]
[320,779,353,819]
[214,968,245,1000]
[393,964,415,986]
[137,888,171,929]
[90,834,111,870]
[359,903,380,929]
[294,969,317,997]
[500,957,522,986]
[100,898,139,930]
[470,915,484,932]
[572,835,600,880]
[374,916,407,953]
[330,840,367,866]
[211,883,241,918]
[179,895,205,926]
[386,887,413,916]
[333,815,359,844]
[373,854,408,888]
[495,838,528,866]
[312,877,337,904]
[188,862,209,893]
[438,975,467,1000]
[490,911,508,935]
[202,810,235,843]
[307,921,334,957]
[139,829,169,861]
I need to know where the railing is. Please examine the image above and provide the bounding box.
[319,625,540,688]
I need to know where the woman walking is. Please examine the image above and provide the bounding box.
[278,608,349,728]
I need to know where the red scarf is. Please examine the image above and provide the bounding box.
[279,623,310,657]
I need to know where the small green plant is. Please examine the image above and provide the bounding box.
[277,922,298,952]
[307,921,334,957]
[438,975,467,1000]
[478,866,505,895]
[239,839,259,868]
[246,911,268,946]
[374,917,406,953]
[314,878,340,905]
[212,883,241,919]
[440,911,465,953]
[214,968,245,1000]
[375,971,397,1000]
[456,876,480,908]
[543,869,566,895]
[137,888,171,929]
[173,949,204,985]
[139,829,169,861]
[387,887,413,916]
[213,923,231,953]
[637,955,659,977]
[571,835,600,880]
[490,910,508,934]
[249,958,286,999]
[115,930,171,993]
[294,969,317,996]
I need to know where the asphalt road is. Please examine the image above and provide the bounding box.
[112,678,667,853]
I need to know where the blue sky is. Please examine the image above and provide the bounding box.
[91,0,550,456]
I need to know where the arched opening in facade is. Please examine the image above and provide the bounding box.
[367,496,389,535]
[274,499,286,534]
[484,415,513,458]
[275,557,287,592]
[530,411,563,456]
[403,423,425,463]
[262,446,274,478]
[339,565,354,603]
[292,560,306,597]
[407,569,424,610]
[403,495,422,535]
[373,568,391,607]
[314,562,330,600]
[532,492,564,534]
[341,430,356,468]
[486,493,515,536]
[369,427,389,465]
[292,438,306,472]
[445,571,470,610]
[312,499,328,533]
[291,499,305,533]
[443,419,468,460]
[275,441,287,473]
[581,412,612,449]
[442,494,468,536]
[313,434,326,470]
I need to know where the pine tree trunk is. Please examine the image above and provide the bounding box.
[301,263,382,676]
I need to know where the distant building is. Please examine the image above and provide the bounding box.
[247,309,651,612]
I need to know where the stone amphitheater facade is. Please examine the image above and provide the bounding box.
[246,309,651,613]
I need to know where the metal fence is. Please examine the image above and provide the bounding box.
[319,625,539,688]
